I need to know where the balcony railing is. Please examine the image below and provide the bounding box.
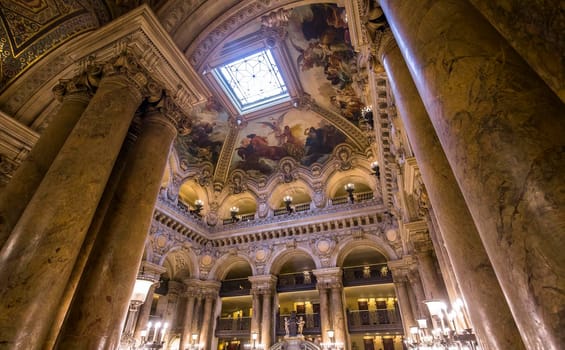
[277,272,317,292]
[275,313,320,335]
[220,278,252,296]
[346,308,403,333]
[342,263,393,286]
[215,316,251,337]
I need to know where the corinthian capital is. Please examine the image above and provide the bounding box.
[375,28,398,63]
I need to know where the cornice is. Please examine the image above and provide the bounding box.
[64,5,209,116]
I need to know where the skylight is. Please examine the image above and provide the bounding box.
[213,49,290,114]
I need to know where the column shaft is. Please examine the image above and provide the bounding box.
[199,296,214,349]
[261,292,272,348]
[467,0,565,102]
[415,249,447,301]
[330,286,346,346]
[406,270,427,319]
[393,280,415,333]
[318,287,330,343]
[379,32,525,350]
[57,106,177,349]
[0,73,142,349]
[180,294,196,350]
[134,285,157,340]
[381,1,565,347]
[0,86,90,248]
[250,292,261,337]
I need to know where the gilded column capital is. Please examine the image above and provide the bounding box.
[375,28,398,63]
[249,274,278,294]
[101,52,149,93]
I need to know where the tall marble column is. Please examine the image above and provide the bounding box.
[0,54,146,350]
[389,266,416,333]
[0,76,91,248]
[314,268,343,345]
[330,283,347,347]
[199,282,220,350]
[467,0,565,102]
[134,284,157,340]
[377,28,525,349]
[380,1,565,347]
[163,280,183,346]
[406,268,428,320]
[57,94,183,349]
[412,237,448,301]
[261,290,273,348]
[180,280,198,350]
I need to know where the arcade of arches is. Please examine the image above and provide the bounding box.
[0,1,563,350]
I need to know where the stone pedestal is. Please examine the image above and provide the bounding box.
[378,30,524,350]
[57,100,178,349]
[0,71,143,350]
[381,1,565,348]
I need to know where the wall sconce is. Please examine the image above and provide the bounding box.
[371,161,380,179]
[283,195,294,214]
[140,320,169,349]
[190,199,204,215]
[321,329,343,350]
[230,206,240,222]
[344,183,355,203]
[186,333,203,350]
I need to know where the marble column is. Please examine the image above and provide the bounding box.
[199,283,220,350]
[57,95,181,349]
[330,283,347,347]
[380,1,565,347]
[317,287,330,344]
[192,296,203,335]
[250,289,262,340]
[180,281,198,350]
[467,0,565,102]
[134,284,157,340]
[0,56,145,350]
[412,239,448,301]
[163,280,183,346]
[261,290,273,349]
[0,77,91,248]
[389,267,415,333]
[377,29,525,349]
[406,268,427,320]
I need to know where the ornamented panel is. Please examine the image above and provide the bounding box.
[230,108,348,176]
[287,4,367,125]
[174,99,230,173]
[0,0,110,91]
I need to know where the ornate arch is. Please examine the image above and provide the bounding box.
[332,235,398,267]
[208,252,257,280]
[267,245,321,274]
[158,244,200,280]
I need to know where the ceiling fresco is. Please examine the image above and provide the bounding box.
[286,4,366,123]
[230,108,347,176]
[173,3,372,198]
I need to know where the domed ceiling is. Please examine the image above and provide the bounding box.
[167,2,381,222]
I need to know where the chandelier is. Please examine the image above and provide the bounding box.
[404,299,480,350]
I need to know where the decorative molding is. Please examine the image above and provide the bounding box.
[0,111,39,185]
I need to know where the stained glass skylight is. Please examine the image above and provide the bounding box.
[214,49,290,113]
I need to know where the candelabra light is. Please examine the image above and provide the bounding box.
[244,332,264,349]
[185,333,203,350]
[344,183,355,203]
[371,161,380,179]
[230,206,240,222]
[139,321,169,349]
[404,299,480,350]
[321,330,343,350]
[283,195,293,214]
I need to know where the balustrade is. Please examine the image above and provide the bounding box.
[347,308,403,333]
[215,316,251,337]
[277,272,317,292]
[343,263,393,286]
[276,313,320,335]
[219,278,251,297]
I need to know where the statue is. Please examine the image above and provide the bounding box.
[297,316,305,335]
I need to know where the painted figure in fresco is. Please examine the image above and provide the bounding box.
[301,125,346,166]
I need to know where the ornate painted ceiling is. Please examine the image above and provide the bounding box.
[168,2,381,222]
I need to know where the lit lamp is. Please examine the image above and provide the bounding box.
[344,183,355,203]
[142,320,169,349]
[283,195,293,214]
[120,277,155,348]
[230,206,240,222]
[190,199,204,215]
[186,333,202,350]
[321,330,343,350]
[371,161,380,179]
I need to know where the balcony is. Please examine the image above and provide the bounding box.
[220,278,251,297]
[275,313,320,336]
[346,308,404,334]
[215,316,251,338]
[342,263,393,286]
[277,271,317,292]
